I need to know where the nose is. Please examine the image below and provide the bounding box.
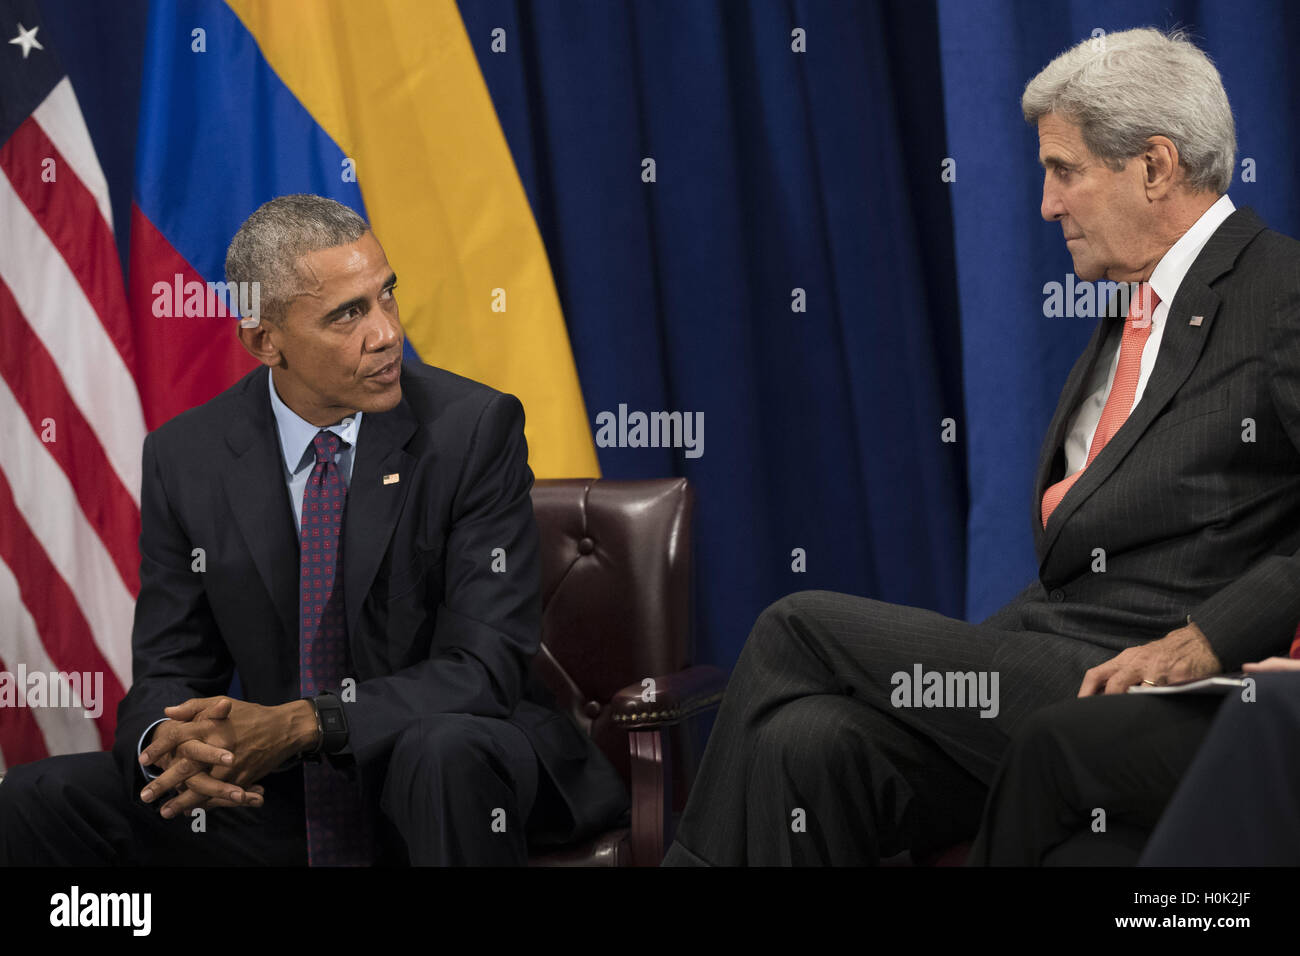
[367,308,402,352]
[1041,171,1065,222]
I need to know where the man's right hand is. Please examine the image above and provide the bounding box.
[151,751,266,813]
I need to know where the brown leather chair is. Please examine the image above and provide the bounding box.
[526,478,726,867]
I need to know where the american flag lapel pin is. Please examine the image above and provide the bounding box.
[1189,315,1204,327]
[383,473,400,485]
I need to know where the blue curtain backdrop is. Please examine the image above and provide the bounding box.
[36,0,1300,671]
[459,0,968,671]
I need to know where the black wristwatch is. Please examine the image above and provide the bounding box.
[304,691,349,759]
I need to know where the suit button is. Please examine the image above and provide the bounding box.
[1050,588,1065,602]
[584,700,602,718]
[577,536,595,555]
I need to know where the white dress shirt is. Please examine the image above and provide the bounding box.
[1062,194,1236,478]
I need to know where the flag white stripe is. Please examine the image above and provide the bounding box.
[0,556,103,757]
[30,78,114,231]
[0,375,133,687]
[0,172,144,505]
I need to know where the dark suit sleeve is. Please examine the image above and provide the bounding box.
[111,431,234,797]
[343,392,540,766]
[1189,278,1300,669]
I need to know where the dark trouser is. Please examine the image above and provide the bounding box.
[660,590,1112,866]
[1139,672,1300,866]
[0,713,538,866]
[966,692,1222,865]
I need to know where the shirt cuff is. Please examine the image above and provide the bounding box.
[137,717,170,781]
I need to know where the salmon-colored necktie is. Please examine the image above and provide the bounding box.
[1041,283,1160,528]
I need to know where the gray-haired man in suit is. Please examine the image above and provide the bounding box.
[664,27,1300,866]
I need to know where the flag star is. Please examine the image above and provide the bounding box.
[9,22,43,58]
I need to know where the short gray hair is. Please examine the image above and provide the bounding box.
[225,194,370,325]
[1022,27,1235,195]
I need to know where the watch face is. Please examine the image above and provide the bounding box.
[322,711,346,733]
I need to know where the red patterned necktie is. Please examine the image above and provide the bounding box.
[1042,283,1161,528]
[299,430,372,865]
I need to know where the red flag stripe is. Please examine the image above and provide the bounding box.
[0,471,121,749]
[0,653,51,769]
[127,205,257,431]
[0,171,145,507]
[0,277,141,597]
[0,114,138,383]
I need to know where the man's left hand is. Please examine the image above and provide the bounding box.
[1077,622,1221,696]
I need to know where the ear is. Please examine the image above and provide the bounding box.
[1142,135,1180,200]
[237,317,283,367]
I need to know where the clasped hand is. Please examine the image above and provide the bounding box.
[138,697,317,819]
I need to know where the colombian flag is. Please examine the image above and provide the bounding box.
[127,0,598,478]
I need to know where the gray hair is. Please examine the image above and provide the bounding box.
[225,194,370,325]
[1022,27,1235,195]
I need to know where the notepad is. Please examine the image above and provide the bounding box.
[1126,672,1247,695]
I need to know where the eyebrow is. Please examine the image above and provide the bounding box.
[1039,154,1076,170]
[321,272,398,322]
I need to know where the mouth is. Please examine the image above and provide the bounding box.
[367,357,401,383]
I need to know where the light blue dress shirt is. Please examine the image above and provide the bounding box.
[138,370,364,783]
[266,368,362,534]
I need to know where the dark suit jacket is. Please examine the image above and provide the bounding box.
[985,207,1300,671]
[112,359,628,847]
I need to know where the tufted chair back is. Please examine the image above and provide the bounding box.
[529,477,694,780]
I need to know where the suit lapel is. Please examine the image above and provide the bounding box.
[219,365,421,657]
[342,380,418,645]
[1031,312,1116,559]
[221,366,301,648]
[1037,207,1267,569]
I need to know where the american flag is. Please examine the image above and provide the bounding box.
[0,0,136,769]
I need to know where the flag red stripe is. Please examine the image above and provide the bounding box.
[0,277,141,597]
[0,471,121,749]
[0,653,52,769]
[0,115,138,381]
[127,204,257,430]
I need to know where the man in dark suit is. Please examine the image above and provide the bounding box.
[1139,658,1300,866]
[968,646,1300,866]
[663,27,1300,866]
[0,194,627,865]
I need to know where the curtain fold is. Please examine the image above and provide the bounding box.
[462,0,965,666]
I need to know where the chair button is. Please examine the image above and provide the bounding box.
[584,700,602,718]
[577,536,595,555]
[1050,588,1065,602]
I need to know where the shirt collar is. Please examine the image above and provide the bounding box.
[267,369,362,474]
[1148,193,1236,312]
